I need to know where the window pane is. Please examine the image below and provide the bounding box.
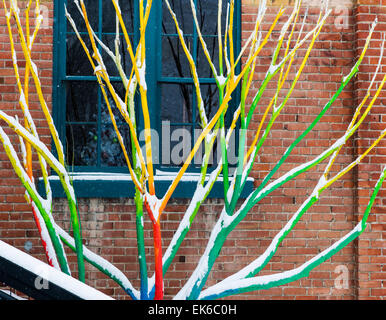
[101,83,128,124]
[66,0,99,33]
[169,125,192,166]
[66,124,98,166]
[66,34,94,76]
[200,84,219,121]
[102,0,134,34]
[101,124,131,167]
[162,36,193,78]
[99,83,132,167]
[161,84,193,123]
[101,34,133,77]
[162,1,194,35]
[196,0,228,36]
[197,36,220,78]
[66,81,98,122]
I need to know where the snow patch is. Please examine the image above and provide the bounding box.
[12,51,17,65]
[145,193,161,222]
[30,61,39,77]
[217,75,227,87]
[138,61,147,91]
[94,65,103,74]
[267,64,277,75]
[311,175,327,199]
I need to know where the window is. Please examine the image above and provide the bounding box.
[51,0,245,198]
[54,0,136,171]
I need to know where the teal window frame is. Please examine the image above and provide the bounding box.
[47,0,253,199]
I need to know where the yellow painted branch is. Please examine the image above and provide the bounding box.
[110,0,155,194]
[165,0,207,127]
[322,130,386,192]
[229,0,235,82]
[99,83,143,193]
[4,0,49,191]
[67,5,147,191]
[10,3,65,167]
[245,15,326,163]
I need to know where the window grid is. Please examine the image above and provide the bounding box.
[54,0,240,172]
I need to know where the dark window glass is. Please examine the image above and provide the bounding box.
[66,124,98,166]
[66,35,94,76]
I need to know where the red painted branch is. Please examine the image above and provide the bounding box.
[152,221,164,300]
[31,205,54,267]
[144,201,156,224]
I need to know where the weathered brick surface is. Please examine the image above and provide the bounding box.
[354,0,386,300]
[0,0,384,300]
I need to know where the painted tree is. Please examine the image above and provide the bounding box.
[0,0,385,300]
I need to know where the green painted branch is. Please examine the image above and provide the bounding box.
[0,111,85,281]
[57,226,140,300]
[199,167,386,300]
[219,85,230,211]
[128,76,148,298]
[176,126,354,300]
[161,167,221,276]
[225,143,385,283]
[67,198,85,282]
[229,71,250,213]
[135,191,148,299]
[174,212,230,300]
[0,127,70,275]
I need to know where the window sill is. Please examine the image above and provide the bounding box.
[37,172,254,199]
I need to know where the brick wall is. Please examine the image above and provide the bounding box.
[241,0,358,300]
[0,0,384,300]
[354,0,386,300]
